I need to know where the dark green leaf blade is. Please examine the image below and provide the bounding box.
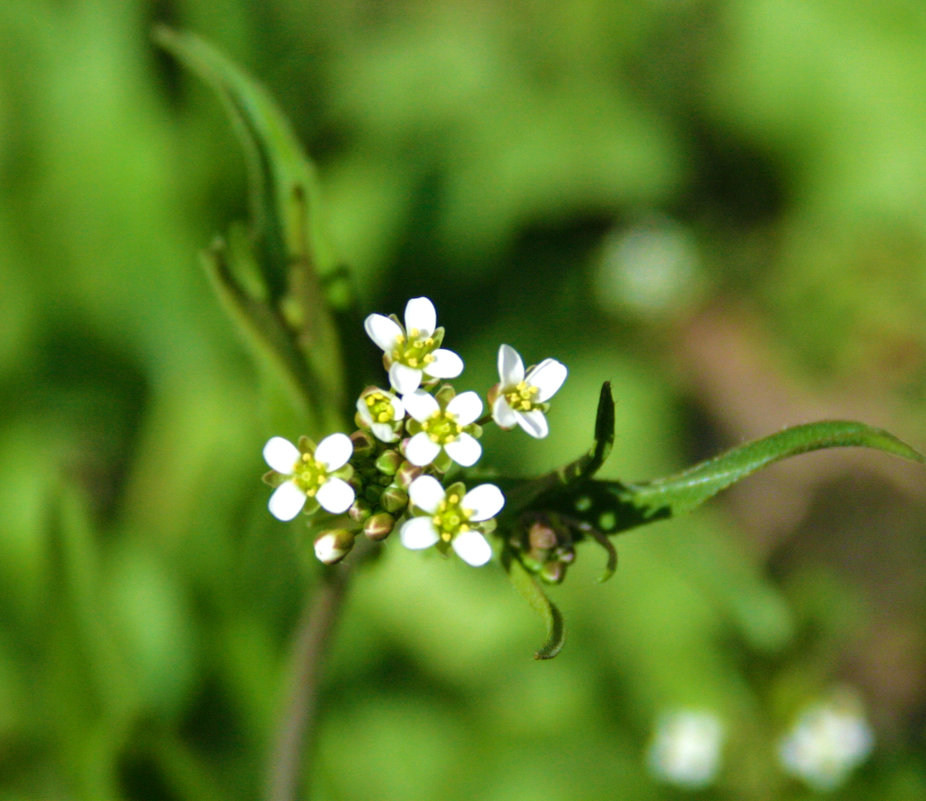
[503,552,566,660]
[611,420,924,528]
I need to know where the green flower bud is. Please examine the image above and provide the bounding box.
[375,449,403,476]
[350,430,376,458]
[348,498,373,523]
[363,512,395,541]
[380,485,409,514]
[314,529,355,565]
[395,460,423,489]
[540,560,566,584]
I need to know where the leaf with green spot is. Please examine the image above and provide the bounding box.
[503,551,565,660]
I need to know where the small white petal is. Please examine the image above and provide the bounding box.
[446,391,483,426]
[527,358,568,402]
[355,398,374,427]
[389,362,423,394]
[452,530,493,566]
[405,432,442,466]
[492,396,518,428]
[444,432,482,467]
[403,389,440,422]
[462,483,505,521]
[408,475,446,513]
[316,478,355,514]
[263,436,301,474]
[497,344,525,386]
[268,481,307,521]
[424,348,463,379]
[400,516,440,550]
[370,422,399,443]
[364,314,403,352]
[314,432,353,470]
[515,409,549,439]
[404,297,437,336]
[390,394,406,420]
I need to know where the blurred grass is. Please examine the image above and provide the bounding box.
[1,1,926,799]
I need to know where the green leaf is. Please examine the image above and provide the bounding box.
[155,28,350,433]
[503,551,565,660]
[551,420,925,535]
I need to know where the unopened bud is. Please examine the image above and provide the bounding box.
[395,460,423,489]
[540,560,566,584]
[363,512,395,541]
[350,430,376,458]
[380,485,409,514]
[348,498,373,523]
[375,449,402,476]
[314,529,355,565]
[528,520,557,551]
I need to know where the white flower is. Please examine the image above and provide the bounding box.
[399,475,504,566]
[364,297,464,394]
[403,389,483,467]
[778,692,874,791]
[262,434,355,520]
[356,387,406,442]
[492,344,567,438]
[647,709,725,790]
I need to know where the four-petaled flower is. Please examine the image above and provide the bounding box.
[492,344,567,438]
[400,475,504,566]
[356,387,405,443]
[404,389,483,467]
[364,297,464,394]
[263,434,355,520]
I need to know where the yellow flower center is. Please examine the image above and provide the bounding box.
[504,380,540,412]
[292,452,329,497]
[431,493,473,542]
[392,329,437,369]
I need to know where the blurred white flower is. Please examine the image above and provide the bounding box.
[647,709,725,790]
[364,296,463,394]
[399,475,504,566]
[778,691,874,791]
[263,434,355,519]
[491,344,567,439]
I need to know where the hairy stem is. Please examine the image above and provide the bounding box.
[264,560,352,801]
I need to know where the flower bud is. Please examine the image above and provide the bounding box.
[350,430,376,458]
[314,529,355,565]
[348,497,373,523]
[375,449,402,476]
[380,485,409,514]
[363,512,395,541]
[395,460,423,489]
[528,520,557,551]
[540,560,566,584]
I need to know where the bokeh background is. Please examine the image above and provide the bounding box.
[2,1,926,799]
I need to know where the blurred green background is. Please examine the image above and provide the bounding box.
[2,1,926,799]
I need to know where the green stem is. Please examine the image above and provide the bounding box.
[263,559,352,801]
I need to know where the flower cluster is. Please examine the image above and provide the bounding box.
[262,297,567,567]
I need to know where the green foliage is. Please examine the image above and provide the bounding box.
[3,2,926,801]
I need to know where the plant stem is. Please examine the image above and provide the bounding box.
[264,559,352,801]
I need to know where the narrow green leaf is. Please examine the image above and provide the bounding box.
[617,420,924,524]
[503,551,565,660]
[540,420,925,536]
[155,27,349,431]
